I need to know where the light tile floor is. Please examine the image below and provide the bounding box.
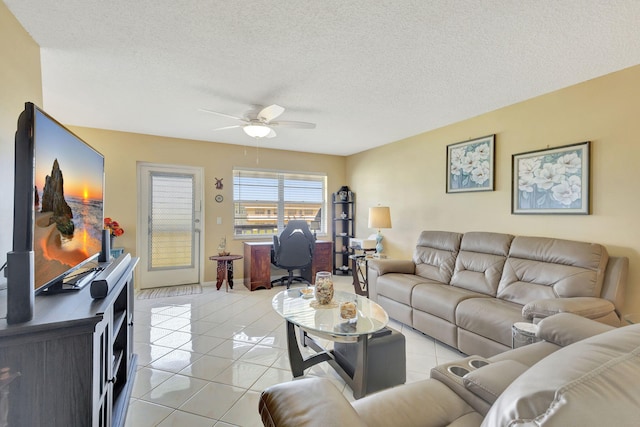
[126,276,464,427]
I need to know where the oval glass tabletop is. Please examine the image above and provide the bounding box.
[272,289,388,338]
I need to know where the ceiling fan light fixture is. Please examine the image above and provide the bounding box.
[243,124,271,138]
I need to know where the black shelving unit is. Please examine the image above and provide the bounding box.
[332,186,355,275]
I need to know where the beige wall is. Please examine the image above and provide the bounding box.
[347,65,640,315]
[67,127,346,285]
[0,2,42,290]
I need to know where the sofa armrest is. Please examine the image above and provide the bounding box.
[367,260,416,301]
[463,360,529,405]
[259,378,366,427]
[368,259,415,275]
[522,297,615,322]
[535,313,615,348]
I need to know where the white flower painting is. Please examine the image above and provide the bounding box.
[446,135,495,193]
[512,142,590,214]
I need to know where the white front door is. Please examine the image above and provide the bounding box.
[138,163,203,289]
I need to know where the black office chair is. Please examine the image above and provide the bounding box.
[271,220,315,289]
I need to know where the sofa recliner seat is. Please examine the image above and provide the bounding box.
[259,313,640,427]
[368,231,628,357]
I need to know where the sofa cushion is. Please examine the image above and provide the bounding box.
[377,273,432,306]
[412,231,462,283]
[456,298,524,347]
[497,236,608,305]
[481,324,640,427]
[451,232,514,296]
[413,283,489,323]
[353,377,483,427]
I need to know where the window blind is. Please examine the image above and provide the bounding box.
[233,168,326,236]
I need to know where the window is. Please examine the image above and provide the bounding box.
[233,168,326,237]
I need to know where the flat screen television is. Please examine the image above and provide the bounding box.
[12,102,105,295]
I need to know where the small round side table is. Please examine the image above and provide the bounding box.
[209,254,243,292]
[512,322,540,348]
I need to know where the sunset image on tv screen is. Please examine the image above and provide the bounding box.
[33,109,104,289]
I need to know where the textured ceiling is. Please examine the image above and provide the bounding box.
[5,1,640,155]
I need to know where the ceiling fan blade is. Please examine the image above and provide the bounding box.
[258,104,285,123]
[271,120,316,129]
[199,108,246,122]
[266,128,277,138]
[213,125,242,131]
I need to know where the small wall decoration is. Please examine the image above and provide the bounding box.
[512,141,590,215]
[215,177,223,190]
[446,134,495,193]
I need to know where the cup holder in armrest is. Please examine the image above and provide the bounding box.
[431,356,495,414]
[469,359,489,369]
[447,366,470,377]
[432,356,493,391]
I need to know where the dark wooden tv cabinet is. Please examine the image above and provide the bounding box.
[0,256,139,427]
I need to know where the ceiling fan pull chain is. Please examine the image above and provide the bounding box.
[252,139,260,165]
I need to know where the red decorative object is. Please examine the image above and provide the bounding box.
[104,217,125,237]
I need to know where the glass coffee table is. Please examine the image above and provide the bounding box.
[272,289,389,398]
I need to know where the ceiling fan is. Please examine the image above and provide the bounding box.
[199,104,316,138]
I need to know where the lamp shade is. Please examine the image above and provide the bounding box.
[243,124,271,138]
[368,206,392,229]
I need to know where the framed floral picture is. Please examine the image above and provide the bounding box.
[512,141,590,214]
[446,134,495,193]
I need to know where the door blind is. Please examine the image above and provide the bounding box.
[149,173,195,269]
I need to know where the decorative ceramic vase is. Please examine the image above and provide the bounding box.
[338,186,350,201]
[315,271,334,305]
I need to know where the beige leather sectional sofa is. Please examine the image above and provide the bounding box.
[259,313,640,426]
[368,231,628,357]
